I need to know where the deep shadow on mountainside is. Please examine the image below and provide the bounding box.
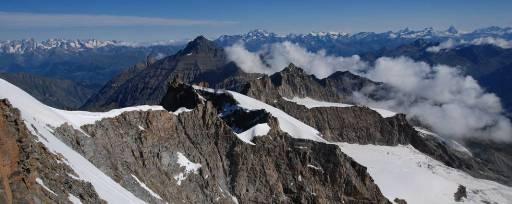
[0,72,96,109]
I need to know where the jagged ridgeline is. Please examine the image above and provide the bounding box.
[1,36,512,204]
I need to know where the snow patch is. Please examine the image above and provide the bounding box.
[172,107,193,115]
[283,96,396,118]
[307,164,323,171]
[131,174,163,200]
[235,123,271,145]
[174,152,201,185]
[68,194,82,204]
[36,178,57,196]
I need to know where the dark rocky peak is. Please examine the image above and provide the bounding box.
[324,70,376,83]
[159,79,204,111]
[279,63,306,75]
[179,36,221,56]
[446,25,459,34]
[321,70,390,102]
[269,63,319,86]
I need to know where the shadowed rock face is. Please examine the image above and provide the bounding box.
[243,64,342,104]
[0,72,96,109]
[53,84,391,204]
[82,36,259,111]
[0,99,105,204]
[241,64,388,106]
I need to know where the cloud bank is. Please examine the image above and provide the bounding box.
[427,37,512,52]
[226,42,512,141]
[0,11,237,28]
[226,42,367,78]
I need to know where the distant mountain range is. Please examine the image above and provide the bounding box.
[0,38,186,54]
[2,26,511,56]
[215,26,512,55]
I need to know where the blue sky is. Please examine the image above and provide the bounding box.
[1,0,511,41]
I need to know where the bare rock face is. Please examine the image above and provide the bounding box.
[464,139,512,186]
[272,99,413,145]
[319,71,391,103]
[454,185,467,202]
[0,99,105,204]
[241,64,387,105]
[53,83,391,203]
[243,64,342,103]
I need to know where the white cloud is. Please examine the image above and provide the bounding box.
[426,39,460,52]
[427,37,512,52]
[358,57,511,141]
[0,11,237,28]
[226,41,367,78]
[470,37,512,49]
[226,43,512,141]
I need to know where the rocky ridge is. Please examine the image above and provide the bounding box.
[52,82,392,203]
[0,99,105,203]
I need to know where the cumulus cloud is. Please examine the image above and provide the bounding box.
[426,39,459,52]
[427,37,512,52]
[357,57,511,141]
[226,41,367,78]
[470,37,512,49]
[226,42,512,141]
[0,11,237,28]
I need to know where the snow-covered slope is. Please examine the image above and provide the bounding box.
[0,78,164,203]
[337,143,512,204]
[283,96,397,118]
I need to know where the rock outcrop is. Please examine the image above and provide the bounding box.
[241,63,387,105]
[53,83,392,203]
[272,99,413,145]
[0,99,104,204]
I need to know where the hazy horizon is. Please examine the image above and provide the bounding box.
[2,0,512,41]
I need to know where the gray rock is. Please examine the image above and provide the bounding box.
[55,90,392,203]
[0,99,105,204]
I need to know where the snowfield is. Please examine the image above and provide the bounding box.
[283,96,397,118]
[337,143,512,204]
